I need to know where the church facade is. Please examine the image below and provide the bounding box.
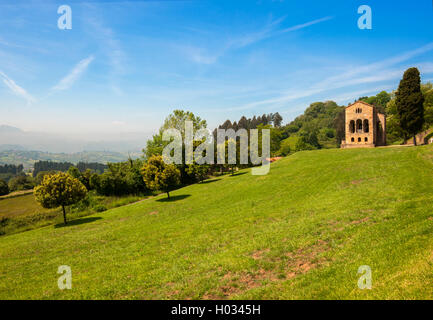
[341,101,386,148]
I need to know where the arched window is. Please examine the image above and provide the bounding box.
[351,137,355,142]
[356,119,363,133]
[349,120,355,133]
[365,137,368,142]
[363,119,369,133]
[358,137,361,142]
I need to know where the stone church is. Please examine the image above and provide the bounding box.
[341,101,386,148]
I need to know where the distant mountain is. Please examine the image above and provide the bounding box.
[0,125,151,153]
[0,144,27,151]
[0,125,24,134]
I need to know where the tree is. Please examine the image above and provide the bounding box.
[272,112,283,127]
[141,155,181,198]
[278,138,291,156]
[8,174,34,192]
[396,67,425,145]
[422,83,433,128]
[144,110,207,160]
[0,179,9,196]
[34,172,87,224]
[186,163,209,183]
[335,109,345,147]
[35,171,56,186]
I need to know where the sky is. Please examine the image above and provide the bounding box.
[1,0,433,141]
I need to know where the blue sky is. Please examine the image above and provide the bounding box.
[1,0,433,139]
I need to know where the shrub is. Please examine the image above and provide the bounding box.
[0,179,9,196]
[8,175,34,192]
[94,205,107,213]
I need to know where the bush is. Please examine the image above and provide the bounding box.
[94,205,107,213]
[8,175,34,192]
[0,179,9,196]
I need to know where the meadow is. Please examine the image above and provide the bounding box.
[0,192,146,236]
[0,145,432,299]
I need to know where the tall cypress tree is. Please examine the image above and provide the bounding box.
[395,67,425,145]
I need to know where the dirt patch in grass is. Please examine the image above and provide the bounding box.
[205,240,332,299]
[212,269,279,299]
[286,239,330,278]
[351,179,364,185]
[251,248,270,260]
[149,211,158,215]
[329,216,371,231]
[350,217,370,225]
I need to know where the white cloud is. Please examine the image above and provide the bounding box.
[52,55,94,91]
[184,16,333,65]
[84,12,126,95]
[280,16,334,33]
[0,70,35,105]
[233,42,433,110]
[112,120,126,126]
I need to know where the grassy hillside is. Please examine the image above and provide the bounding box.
[0,193,147,236]
[0,145,432,299]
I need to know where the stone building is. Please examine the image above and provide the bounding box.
[341,101,386,148]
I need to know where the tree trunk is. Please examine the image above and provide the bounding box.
[62,205,67,225]
[166,191,170,199]
[413,136,417,146]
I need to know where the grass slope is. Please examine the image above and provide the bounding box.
[1,146,433,299]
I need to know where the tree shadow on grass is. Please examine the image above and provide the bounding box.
[156,194,191,202]
[229,171,247,177]
[200,178,221,184]
[54,217,102,228]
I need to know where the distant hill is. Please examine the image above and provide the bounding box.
[0,145,27,152]
[0,125,151,153]
[0,150,141,170]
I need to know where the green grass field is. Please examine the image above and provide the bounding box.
[0,192,146,236]
[1,145,432,299]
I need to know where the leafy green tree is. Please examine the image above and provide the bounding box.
[67,166,81,179]
[144,110,207,159]
[421,83,433,128]
[35,171,56,186]
[8,174,34,192]
[141,155,181,198]
[295,136,316,152]
[396,67,425,145]
[34,172,87,224]
[277,138,291,156]
[0,179,9,196]
[186,163,209,183]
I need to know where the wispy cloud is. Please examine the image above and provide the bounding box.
[52,55,94,91]
[233,42,433,111]
[183,15,333,65]
[84,9,126,95]
[0,70,35,105]
[280,16,334,33]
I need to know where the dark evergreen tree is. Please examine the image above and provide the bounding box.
[272,112,283,127]
[395,67,425,145]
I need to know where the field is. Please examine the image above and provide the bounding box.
[0,145,432,299]
[0,192,146,236]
